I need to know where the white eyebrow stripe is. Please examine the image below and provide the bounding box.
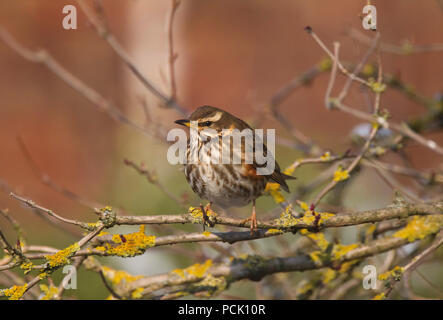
[200,112,223,122]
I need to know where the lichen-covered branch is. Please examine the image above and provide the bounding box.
[113,214,443,299]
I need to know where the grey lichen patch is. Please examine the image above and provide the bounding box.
[231,254,269,281]
[97,206,117,228]
[388,191,410,208]
[273,205,335,231]
[273,205,298,229]
[190,274,228,297]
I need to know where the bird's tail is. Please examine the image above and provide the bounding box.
[269,172,296,193]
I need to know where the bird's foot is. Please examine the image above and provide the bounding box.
[241,211,258,235]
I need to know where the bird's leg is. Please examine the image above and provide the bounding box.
[251,200,258,233]
[200,202,214,229]
[241,200,258,234]
[199,204,206,231]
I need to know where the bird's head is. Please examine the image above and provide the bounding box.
[175,105,248,133]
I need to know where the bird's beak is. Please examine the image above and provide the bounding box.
[174,119,191,127]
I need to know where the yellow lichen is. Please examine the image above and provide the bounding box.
[194,274,227,296]
[172,291,188,298]
[265,229,283,235]
[378,266,404,281]
[372,146,387,156]
[302,211,334,225]
[309,243,359,270]
[338,260,359,273]
[299,201,310,211]
[300,229,330,251]
[186,260,213,277]
[378,271,390,281]
[321,151,332,161]
[370,80,387,93]
[309,251,322,265]
[365,224,377,239]
[131,287,144,299]
[274,205,334,229]
[264,182,286,203]
[371,120,380,130]
[100,206,113,212]
[103,225,156,257]
[274,205,298,227]
[189,207,217,225]
[20,261,33,275]
[39,284,58,300]
[45,243,80,268]
[263,164,296,204]
[101,266,143,285]
[331,243,359,260]
[173,268,185,278]
[392,265,403,273]
[2,284,28,300]
[318,212,335,224]
[317,57,332,72]
[173,260,213,279]
[362,64,375,76]
[394,215,443,242]
[202,231,211,237]
[296,281,314,296]
[373,292,386,300]
[300,211,334,226]
[299,213,316,224]
[333,166,350,182]
[282,166,295,176]
[86,222,101,230]
[322,268,337,285]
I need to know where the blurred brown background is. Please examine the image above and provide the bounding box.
[0,0,442,298]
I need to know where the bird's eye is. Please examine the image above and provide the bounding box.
[202,121,212,126]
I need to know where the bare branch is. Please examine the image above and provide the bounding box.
[75,0,187,116]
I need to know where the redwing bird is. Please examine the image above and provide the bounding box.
[175,105,295,233]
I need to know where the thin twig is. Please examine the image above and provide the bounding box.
[349,28,443,55]
[305,26,370,87]
[167,0,181,101]
[0,27,160,140]
[123,158,184,205]
[384,230,443,299]
[76,0,187,116]
[9,192,90,230]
